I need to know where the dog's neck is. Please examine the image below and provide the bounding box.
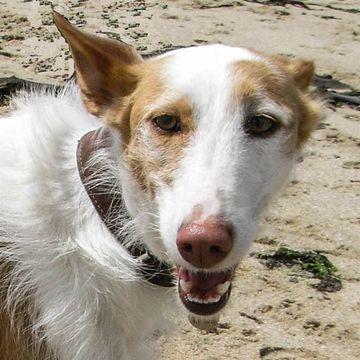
[77,129,175,288]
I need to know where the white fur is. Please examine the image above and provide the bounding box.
[0,87,176,359]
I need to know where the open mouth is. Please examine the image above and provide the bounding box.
[177,267,233,316]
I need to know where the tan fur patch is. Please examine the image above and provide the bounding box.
[105,59,169,143]
[231,59,322,147]
[296,92,322,145]
[53,11,141,117]
[232,60,300,110]
[106,58,196,196]
[270,55,322,145]
[0,261,54,360]
[271,55,315,90]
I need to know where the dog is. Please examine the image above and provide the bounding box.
[0,11,321,360]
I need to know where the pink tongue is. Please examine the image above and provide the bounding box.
[179,268,229,291]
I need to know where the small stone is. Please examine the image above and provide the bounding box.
[258,304,273,314]
[136,45,148,51]
[124,22,140,30]
[304,319,321,329]
[217,322,231,329]
[129,30,148,39]
[242,328,256,336]
[343,161,360,169]
[255,236,277,245]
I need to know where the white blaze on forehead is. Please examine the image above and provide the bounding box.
[157,46,260,239]
[157,45,262,220]
[160,44,260,110]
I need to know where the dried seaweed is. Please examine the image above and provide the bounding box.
[315,74,360,107]
[245,0,310,10]
[254,246,342,292]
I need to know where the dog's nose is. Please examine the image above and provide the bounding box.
[176,218,233,269]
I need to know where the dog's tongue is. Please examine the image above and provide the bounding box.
[179,269,228,290]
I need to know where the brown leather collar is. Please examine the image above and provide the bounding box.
[77,128,175,288]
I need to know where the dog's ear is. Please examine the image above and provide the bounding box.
[53,11,142,116]
[272,56,315,91]
[285,59,315,90]
[273,56,322,145]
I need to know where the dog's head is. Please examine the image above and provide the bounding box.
[54,13,321,325]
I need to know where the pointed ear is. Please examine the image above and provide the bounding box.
[273,56,315,90]
[53,11,142,115]
[286,59,315,90]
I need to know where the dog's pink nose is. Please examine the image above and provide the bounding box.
[176,218,233,269]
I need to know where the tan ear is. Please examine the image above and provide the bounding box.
[273,56,315,90]
[53,11,142,115]
[286,59,315,90]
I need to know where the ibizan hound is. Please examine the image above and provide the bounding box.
[0,12,321,360]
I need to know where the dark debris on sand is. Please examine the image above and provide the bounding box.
[253,245,342,293]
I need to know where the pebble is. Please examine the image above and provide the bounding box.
[304,319,321,329]
[129,30,148,39]
[343,161,360,169]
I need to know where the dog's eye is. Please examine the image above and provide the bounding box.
[246,115,278,136]
[153,115,181,133]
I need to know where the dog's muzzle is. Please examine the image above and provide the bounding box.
[174,215,234,329]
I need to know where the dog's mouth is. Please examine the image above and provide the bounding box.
[177,267,233,316]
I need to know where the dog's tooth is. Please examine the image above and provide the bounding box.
[187,295,205,304]
[180,279,193,293]
[216,281,230,295]
[207,295,221,304]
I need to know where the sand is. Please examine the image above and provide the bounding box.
[0,1,359,359]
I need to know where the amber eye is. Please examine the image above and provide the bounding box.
[153,115,181,133]
[246,115,278,136]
